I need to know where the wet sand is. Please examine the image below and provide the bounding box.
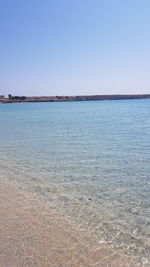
[0,181,138,267]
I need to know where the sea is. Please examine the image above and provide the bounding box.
[0,100,150,265]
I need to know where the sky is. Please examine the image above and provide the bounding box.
[0,0,150,96]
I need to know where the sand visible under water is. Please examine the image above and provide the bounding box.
[0,181,139,267]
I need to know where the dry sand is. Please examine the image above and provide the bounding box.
[0,181,138,267]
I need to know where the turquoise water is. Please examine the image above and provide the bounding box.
[0,100,150,265]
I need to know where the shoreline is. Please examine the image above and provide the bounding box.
[0,94,150,104]
[0,180,138,266]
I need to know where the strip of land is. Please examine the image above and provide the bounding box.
[0,180,137,267]
[0,94,150,103]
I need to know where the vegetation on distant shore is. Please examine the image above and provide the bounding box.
[0,94,150,103]
[8,94,27,101]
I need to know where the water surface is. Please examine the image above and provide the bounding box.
[0,100,150,265]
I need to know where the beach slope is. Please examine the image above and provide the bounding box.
[0,182,137,267]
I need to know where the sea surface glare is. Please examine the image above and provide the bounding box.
[0,100,150,265]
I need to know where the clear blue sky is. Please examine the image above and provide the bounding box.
[0,0,150,96]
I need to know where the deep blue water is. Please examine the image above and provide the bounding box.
[0,100,150,265]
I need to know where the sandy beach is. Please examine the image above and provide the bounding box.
[0,180,139,267]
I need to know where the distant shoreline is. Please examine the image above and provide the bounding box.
[0,94,150,103]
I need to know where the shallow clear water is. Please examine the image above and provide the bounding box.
[0,100,150,265]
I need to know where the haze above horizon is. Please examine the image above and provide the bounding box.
[0,0,150,96]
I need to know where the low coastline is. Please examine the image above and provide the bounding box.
[0,94,150,104]
[0,180,138,267]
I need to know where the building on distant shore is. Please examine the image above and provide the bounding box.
[0,95,4,99]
